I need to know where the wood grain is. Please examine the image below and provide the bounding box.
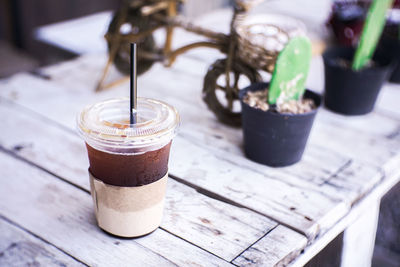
[0,100,301,264]
[233,225,307,267]
[1,53,398,242]
[0,76,348,239]
[0,151,232,267]
[0,218,83,266]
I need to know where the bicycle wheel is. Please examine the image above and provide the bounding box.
[107,8,157,75]
[203,59,261,127]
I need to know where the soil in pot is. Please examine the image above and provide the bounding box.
[243,89,316,114]
[239,82,321,167]
[323,46,392,115]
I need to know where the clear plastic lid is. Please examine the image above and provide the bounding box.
[77,97,180,154]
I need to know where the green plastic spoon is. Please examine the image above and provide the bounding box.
[268,36,312,105]
[352,0,394,70]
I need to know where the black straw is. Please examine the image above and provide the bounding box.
[130,43,137,125]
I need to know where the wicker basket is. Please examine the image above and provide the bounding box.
[236,14,306,72]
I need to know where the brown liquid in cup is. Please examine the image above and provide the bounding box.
[86,142,171,187]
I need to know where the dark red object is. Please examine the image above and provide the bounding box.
[87,142,171,187]
[328,1,367,46]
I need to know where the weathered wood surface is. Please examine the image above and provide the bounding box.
[0,50,399,266]
[0,151,232,266]
[0,218,84,266]
[2,53,399,241]
[0,99,306,264]
[0,4,398,265]
[233,225,307,267]
[0,70,350,239]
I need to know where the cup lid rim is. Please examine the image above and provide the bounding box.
[77,97,180,149]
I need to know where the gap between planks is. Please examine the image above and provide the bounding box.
[1,98,306,264]
[0,130,320,250]
[0,94,300,237]
[2,57,396,242]
[0,67,382,240]
[0,146,240,265]
[230,222,278,263]
[0,98,277,227]
[0,96,311,265]
[0,215,88,267]
[0,150,234,266]
[170,173,313,241]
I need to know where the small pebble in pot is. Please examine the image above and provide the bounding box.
[243,88,315,114]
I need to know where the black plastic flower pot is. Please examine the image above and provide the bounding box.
[378,37,400,83]
[323,47,392,115]
[239,82,321,167]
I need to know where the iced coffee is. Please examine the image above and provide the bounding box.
[77,97,179,237]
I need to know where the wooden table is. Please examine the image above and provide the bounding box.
[1,50,400,266]
[2,7,400,267]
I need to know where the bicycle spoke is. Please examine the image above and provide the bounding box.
[216,84,227,91]
[233,71,240,90]
[227,96,234,110]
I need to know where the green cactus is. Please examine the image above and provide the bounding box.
[352,0,394,70]
[268,36,312,105]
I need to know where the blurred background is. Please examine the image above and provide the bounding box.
[1,0,399,77]
[0,0,234,77]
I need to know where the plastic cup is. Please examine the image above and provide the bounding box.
[77,97,179,237]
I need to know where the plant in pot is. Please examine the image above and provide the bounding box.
[239,36,321,167]
[323,0,394,115]
[378,1,400,83]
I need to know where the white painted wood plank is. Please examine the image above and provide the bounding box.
[0,151,231,267]
[4,58,349,192]
[0,58,373,240]
[36,52,400,152]
[317,108,400,138]
[0,100,281,262]
[0,218,83,266]
[2,54,398,241]
[0,98,90,189]
[233,225,307,267]
[376,83,400,119]
[3,65,398,180]
[164,180,278,260]
[341,200,380,267]
[38,53,400,176]
[0,82,347,240]
[310,111,400,173]
[170,136,348,239]
[320,161,384,204]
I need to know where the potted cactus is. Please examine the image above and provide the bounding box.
[323,0,394,115]
[378,4,400,83]
[239,36,321,167]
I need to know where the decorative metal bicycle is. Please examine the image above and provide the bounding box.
[97,0,304,126]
